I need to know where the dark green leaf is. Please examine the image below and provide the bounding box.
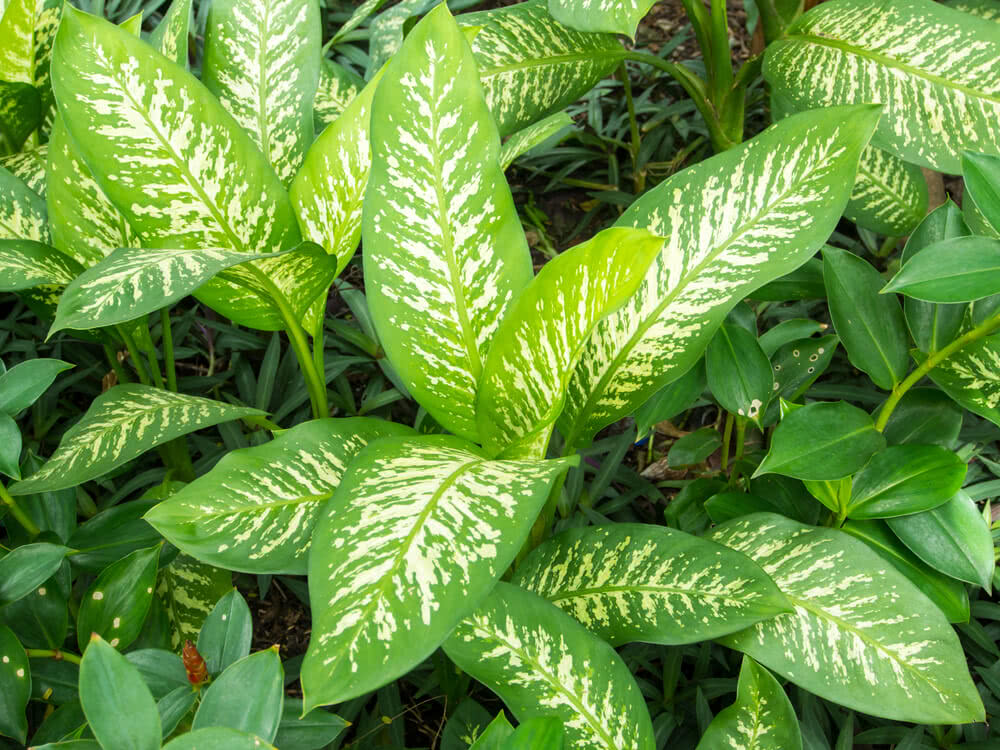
[0,359,72,415]
[963,151,1000,235]
[0,542,67,608]
[632,361,705,438]
[667,428,722,467]
[706,324,774,426]
[880,388,963,448]
[158,686,197,738]
[125,649,188,699]
[273,699,348,750]
[196,589,252,676]
[76,545,160,652]
[162,727,276,749]
[884,236,1000,302]
[846,445,967,519]
[192,648,283,742]
[750,258,826,302]
[759,319,826,357]
[0,413,21,480]
[0,626,30,744]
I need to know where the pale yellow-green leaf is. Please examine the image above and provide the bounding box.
[0,145,46,197]
[0,163,48,243]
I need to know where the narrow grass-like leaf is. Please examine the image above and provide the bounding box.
[548,0,658,37]
[845,146,927,236]
[444,582,655,750]
[193,649,282,742]
[9,385,265,495]
[0,240,81,290]
[499,112,573,170]
[77,545,160,653]
[847,445,966,519]
[513,524,790,645]
[302,435,574,708]
[884,236,1000,302]
[149,0,192,66]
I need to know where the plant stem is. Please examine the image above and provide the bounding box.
[117,326,151,385]
[734,417,747,461]
[875,311,1000,431]
[161,308,178,392]
[0,482,40,537]
[25,649,82,665]
[876,235,899,258]
[619,63,644,194]
[103,345,131,384]
[720,411,734,471]
[312,301,328,410]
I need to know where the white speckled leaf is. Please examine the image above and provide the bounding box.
[157,553,233,649]
[461,0,625,137]
[499,112,572,170]
[50,8,311,331]
[0,145,46,197]
[548,0,658,38]
[444,582,655,750]
[9,384,265,496]
[919,336,1000,427]
[709,513,985,724]
[149,0,192,67]
[312,59,364,131]
[0,239,82,290]
[0,163,48,243]
[203,0,320,185]
[558,106,879,449]
[945,0,1000,21]
[512,524,791,646]
[301,435,574,708]
[845,146,928,236]
[367,0,433,74]
[0,0,60,141]
[763,0,1000,173]
[363,5,533,444]
[478,227,663,459]
[146,418,414,575]
[0,81,41,152]
[694,656,803,750]
[330,0,389,46]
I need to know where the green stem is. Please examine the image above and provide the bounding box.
[875,311,1000,432]
[161,308,178,392]
[0,482,40,537]
[25,649,82,666]
[734,416,747,461]
[876,235,899,258]
[117,326,151,385]
[720,411,734,472]
[103,344,131,384]
[619,63,644,194]
[312,300,328,411]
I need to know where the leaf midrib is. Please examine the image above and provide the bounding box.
[546,582,764,604]
[855,157,922,222]
[765,423,874,473]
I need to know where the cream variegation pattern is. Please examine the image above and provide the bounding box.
[0,0,60,137]
[477,227,662,458]
[9,385,264,496]
[946,0,1000,21]
[558,106,880,449]
[461,0,625,136]
[157,553,237,648]
[0,145,46,197]
[445,582,655,750]
[0,162,48,243]
[149,0,193,66]
[923,333,1000,427]
[845,146,927,236]
[499,112,572,170]
[764,0,1000,173]
[146,418,414,575]
[710,513,985,724]
[203,0,320,185]
[362,5,533,443]
[548,0,658,37]
[513,524,790,646]
[302,435,572,708]
[0,239,82,290]
[312,59,364,130]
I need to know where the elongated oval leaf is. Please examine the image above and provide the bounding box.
[763,0,1000,173]
[1,164,48,243]
[846,445,967,519]
[558,106,880,449]
[302,435,574,709]
[203,0,320,185]
[146,417,414,574]
[77,545,160,652]
[706,323,774,426]
[885,236,1000,302]
[313,59,363,130]
[548,0,658,38]
[0,146,46,196]
[710,513,985,724]
[363,4,533,443]
[0,240,81,291]
[881,387,963,448]
[0,358,73,415]
[499,112,572,170]
[695,656,802,750]
[0,625,30,743]
[149,0,192,66]
[444,582,655,750]
[9,385,264,495]
[0,543,67,608]
[845,146,927,236]
[163,728,276,750]
[197,590,252,675]
[963,152,1000,235]
[512,524,790,645]
[193,649,283,742]
[919,334,1000,427]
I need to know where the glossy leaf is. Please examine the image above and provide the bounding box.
[3,562,70,648]
[125,649,188,699]
[149,0,192,66]
[559,106,880,449]
[312,59,363,130]
[946,0,1000,20]
[0,239,80,291]
[633,360,705,438]
[273,699,349,750]
[0,164,48,243]
[695,656,802,750]
[158,686,197,738]
[963,152,1000,234]
[750,258,825,302]
[548,0,657,37]
[763,0,1000,173]
[0,543,67,608]
[0,412,20,479]
[302,435,574,708]
[845,146,927,236]
[197,589,252,675]
[68,493,162,571]
[77,545,160,652]
[884,236,1000,302]
[193,648,283,742]
[706,323,774,426]
[0,83,41,153]
[761,335,838,427]
[163,728,276,750]
[157,554,233,649]
[0,626,30,744]
[919,334,1000,427]
[710,513,984,724]
[759,319,825,357]
[499,112,572,170]
[468,713,516,750]
[362,5,533,443]
[0,358,72,415]
[0,145,46,196]
[881,388,963,448]
[846,445,967,519]
[146,418,414,574]
[478,227,662,458]
[445,582,654,750]
[513,523,790,646]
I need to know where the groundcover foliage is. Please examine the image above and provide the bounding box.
[1,0,1000,746]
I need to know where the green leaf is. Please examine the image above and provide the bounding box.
[3,560,70,648]
[888,490,995,589]
[0,239,81,291]
[193,648,283,742]
[77,545,160,652]
[468,713,516,750]
[823,247,909,390]
[841,519,969,623]
[763,0,1000,173]
[302,435,574,708]
[197,589,252,675]
[0,82,41,152]
[9,385,264,495]
[945,0,1000,20]
[68,494,162,571]
[710,513,985,724]
[442,700,494,750]
[312,59,363,130]
[202,0,320,185]
[884,236,1000,302]
[759,319,825,357]
[273,699,348,750]
[148,0,192,66]
[558,106,880,449]
[0,542,67,608]
[512,523,791,646]
[445,582,655,750]
[499,112,572,170]
[79,636,161,750]
[146,417,414,574]
[962,151,1000,235]
[0,413,21,479]
[695,656,802,750]
[0,358,72,415]
[917,334,1000,427]
[0,145,46,197]
[547,0,657,37]
[632,360,705,438]
[125,649,188,699]
[0,0,59,91]
[750,258,825,302]
[706,324,774,426]
[0,626,30,743]
[461,0,625,136]
[478,226,662,458]
[668,427,722,467]
[163,728,276,750]
[846,445,967,519]
[845,146,928,236]
[755,401,885,481]
[51,7,313,331]
[156,554,233,650]
[881,387,963,448]
[0,164,48,243]
[508,718,565,750]
[761,335,838,427]
[158,686,197,738]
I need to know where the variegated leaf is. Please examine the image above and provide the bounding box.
[0,81,40,152]
[149,0,192,67]
[8,385,265,496]
[313,59,364,131]
[548,0,658,38]
[202,0,320,185]
[846,146,928,236]
[512,524,791,646]
[499,112,573,170]
[763,0,1000,173]
[367,0,433,74]
[146,418,414,575]
[444,582,655,750]
[1,163,48,242]
[0,0,57,85]
[694,656,802,750]
[460,0,625,137]
[558,106,879,449]
[157,554,233,649]
[0,239,82,290]
[301,435,574,708]
[330,0,389,46]
[362,4,533,443]
[919,335,1000,427]
[478,227,663,459]
[710,513,985,724]
[51,8,312,331]
[945,0,1000,21]
[0,145,46,197]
